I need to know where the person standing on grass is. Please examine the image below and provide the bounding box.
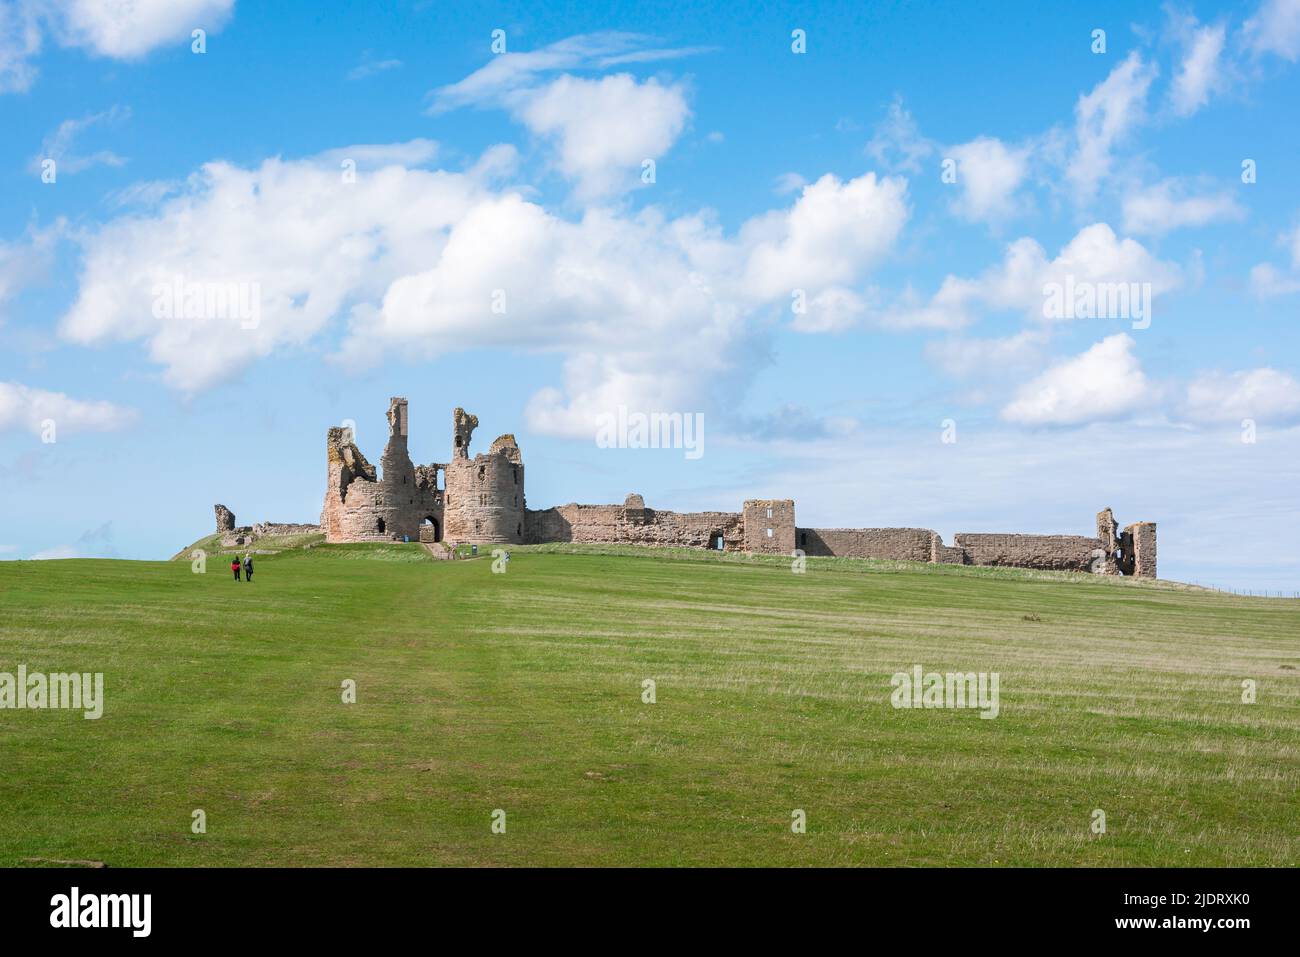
[244,553,254,582]
[231,555,241,582]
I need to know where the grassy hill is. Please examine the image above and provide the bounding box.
[1,542,1296,866]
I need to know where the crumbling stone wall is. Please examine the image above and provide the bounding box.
[951,533,1103,573]
[1090,508,1158,578]
[930,535,968,564]
[797,527,934,561]
[211,504,320,548]
[220,526,254,547]
[526,496,744,550]
[252,522,320,538]
[1094,508,1121,575]
[784,512,1155,577]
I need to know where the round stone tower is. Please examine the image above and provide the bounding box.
[443,409,525,544]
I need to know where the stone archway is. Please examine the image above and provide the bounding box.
[708,531,725,551]
[421,516,441,543]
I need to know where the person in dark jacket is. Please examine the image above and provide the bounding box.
[244,553,254,582]
[231,556,241,581]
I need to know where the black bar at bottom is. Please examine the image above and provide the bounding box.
[0,867,1283,943]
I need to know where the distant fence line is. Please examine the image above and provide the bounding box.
[1189,582,1300,600]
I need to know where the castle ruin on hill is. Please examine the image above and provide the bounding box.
[213,397,1158,578]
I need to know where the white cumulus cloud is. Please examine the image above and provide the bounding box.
[1001,333,1153,426]
[890,223,1180,330]
[514,73,691,200]
[947,136,1031,223]
[739,172,909,302]
[51,0,234,58]
[0,381,136,436]
[62,148,491,392]
[425,33,708,200]
[60,146,910,437]
[0,0,235,92]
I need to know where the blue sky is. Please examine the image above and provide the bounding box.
[1,0,1298,590]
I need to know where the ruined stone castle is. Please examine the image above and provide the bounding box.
[214,397,1157,578]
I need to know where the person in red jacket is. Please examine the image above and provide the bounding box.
[231,556,241,581]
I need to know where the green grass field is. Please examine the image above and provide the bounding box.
[1,542,1297,867]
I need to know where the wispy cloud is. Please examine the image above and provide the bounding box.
[1066,52,1157,203]
[314,139,438,169]
[0,1,42,93]
[30,105,130,175]
[347,50,403,80]
[425,31,712,114]
[1242,0,1300,61]
[1169,19,1228,116]
[1249,221,1300,296]
[31,522,119,561]
[864,95,934,175]
[1121,177,1244,235]
[0,223,60,314]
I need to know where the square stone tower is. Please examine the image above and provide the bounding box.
[1125,522,1157,579]
[743,499,796,554]
[321,398,442,543]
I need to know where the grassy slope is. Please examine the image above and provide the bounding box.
[0,543,1296,867]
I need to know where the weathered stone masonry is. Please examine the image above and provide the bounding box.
[217,400,1158,578]
[212,501,317,548]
